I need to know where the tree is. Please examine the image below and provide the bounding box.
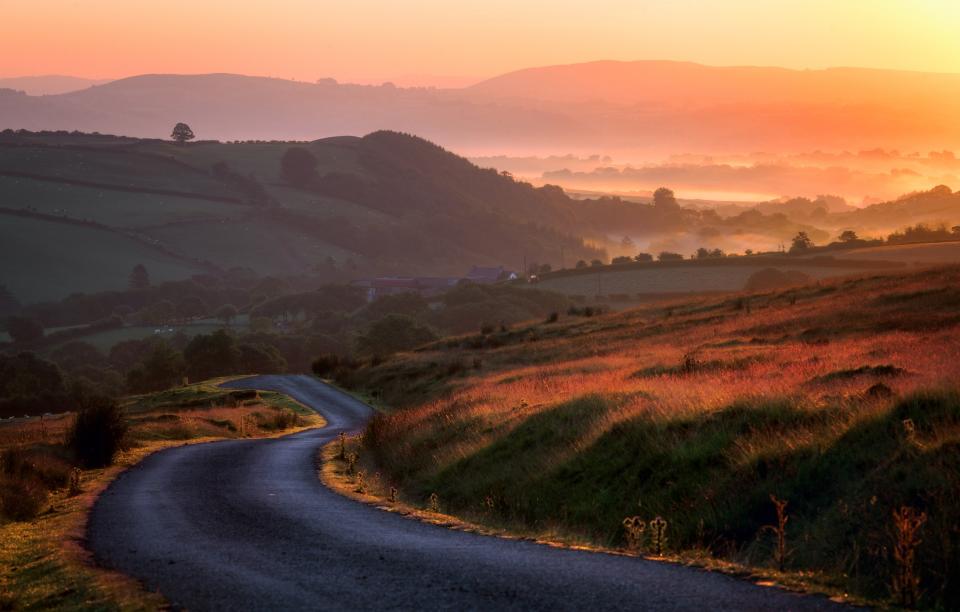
[838,230,859,243]
[575,260,588,269]
[216,304,238,326]
[590,259,604,267]
[51,341,106,373]
[611,256,632,264]
[126,342,184,393]
[6,315,43,343]
[238,343,287,374]
[129,264,150,289]
[171,122,195,144]
[184,330,240,381]
[634,253,653,262]
[790,232,814,252]
[695,247,725,259]
[652,187,680,211]
[0,352,64,398]
[658,251,684,262]
[356,314,438,355]
[281,147,319,188]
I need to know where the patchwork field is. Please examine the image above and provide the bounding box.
[342,265,960,608]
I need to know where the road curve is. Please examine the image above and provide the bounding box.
[88,375,846,611]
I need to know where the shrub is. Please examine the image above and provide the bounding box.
[268,409,301,430]
[0,476,48,521]
[312,354,340,376]
[68,396,129,468]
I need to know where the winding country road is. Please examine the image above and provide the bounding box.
[88,375,847,610]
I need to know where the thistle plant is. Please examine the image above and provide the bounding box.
[621,516,646,552]
[354,470,366,494]
[761,494,789,571]
[338,431,346,459]
[346,451,358,475]
[389,486,398,503]
[649,516,668,556]
[891,505,926,608]
[427,492,440,513]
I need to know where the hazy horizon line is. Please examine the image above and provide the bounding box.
[6,56,960,91]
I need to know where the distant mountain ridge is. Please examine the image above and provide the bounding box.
[3,61,960,153]
[0,75,110,95]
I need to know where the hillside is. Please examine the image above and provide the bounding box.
[4,62,960,152]
[0,130,601,303]
[0,75,109,95]
[339,265,960,608]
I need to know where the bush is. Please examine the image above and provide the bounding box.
[68,396,129,468]
[312,353,342,377]
[268,409,301,430]
[0,476,48,521]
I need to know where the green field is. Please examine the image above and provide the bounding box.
[0,175,239,227]
[0,137,379,303]
[0,146,234,198]
[0,214,204,303]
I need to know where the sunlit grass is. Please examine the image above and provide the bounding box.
[352,265,960,608]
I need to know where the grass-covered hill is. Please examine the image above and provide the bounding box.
[339,265,960,608]
[0,129,602,304]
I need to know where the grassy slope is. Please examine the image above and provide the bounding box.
[347,266,960,608]
[0,137,376,303]
[0,214,205,303]
[0,378,323,609]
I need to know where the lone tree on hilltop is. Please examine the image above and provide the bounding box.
[838,230,859,243]
[129,264,150,290]
[171,122,195,144]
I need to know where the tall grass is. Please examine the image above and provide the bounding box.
[352,266,960,608]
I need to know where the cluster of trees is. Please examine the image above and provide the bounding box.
[1,279,571,413]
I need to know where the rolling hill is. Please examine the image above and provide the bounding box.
[0,75,109,95]
[4,61,960,153]
[0,130,602,304]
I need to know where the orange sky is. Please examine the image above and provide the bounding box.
[4,1,960,84]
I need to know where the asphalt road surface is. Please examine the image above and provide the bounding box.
[88,375,848,611]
